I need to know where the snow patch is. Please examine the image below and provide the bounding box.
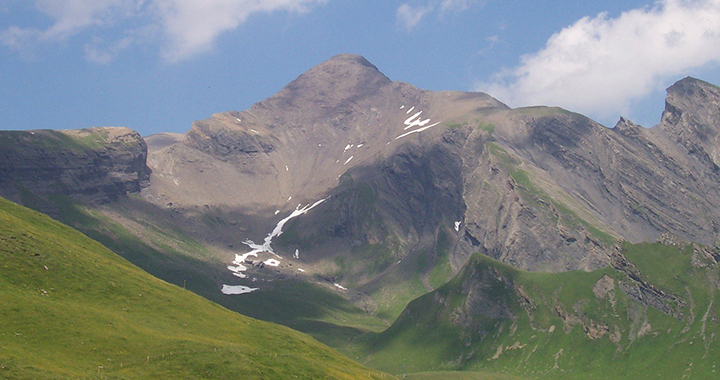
[406,106,415,114]
[344,156,354,165]
[275,210,280,215]
[235,118,242,123]
[222,197,328,294]
[454,221,461,232]
[287,196,292,202]
[343,144,354,153]
[285,165,289,171]
[334,283,347,290]
[298,268,305,272]
[293,249,299,259]
[250,129,258,133]
[395,122,441,140]
[221,285,257,295]
[357,144,364,148]
[264,259,280,267]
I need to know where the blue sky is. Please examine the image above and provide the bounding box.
[2,0,720,136]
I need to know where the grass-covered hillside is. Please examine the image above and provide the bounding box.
[0,196,393,379]
[362,241,720,379]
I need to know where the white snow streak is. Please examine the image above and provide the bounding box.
[298,268,305,272]
[454,221,461,232]
[395,122,441,140]
[334,283,347,290]
[406,106,415,114]
[221,285,257,295]
[344,156,354,165]
[293,249,299,259]
[264,259,280,267]
[221,197,328,295]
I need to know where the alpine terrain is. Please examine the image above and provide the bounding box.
[2,53,720,379]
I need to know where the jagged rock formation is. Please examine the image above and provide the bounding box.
[0,127,151,204]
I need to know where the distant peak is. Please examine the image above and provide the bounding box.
[667,76,720,97]
[323,53,377,69]
[259,53,392,108]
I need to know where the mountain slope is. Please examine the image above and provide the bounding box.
[363,241,720,379]
[0,196,391,379]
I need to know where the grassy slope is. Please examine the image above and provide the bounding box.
[0,196,393,379]
[362,243,720,379]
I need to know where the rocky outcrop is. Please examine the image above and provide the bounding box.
[0,127,151,204]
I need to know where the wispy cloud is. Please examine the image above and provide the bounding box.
[396,0,480,31]
[476,0,720,122]
[1,0,327,63]
[397,3,434,31]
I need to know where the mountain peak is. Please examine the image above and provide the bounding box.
[262,53,392,108]
[666,76,720,100]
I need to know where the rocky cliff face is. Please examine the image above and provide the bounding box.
[144,55,720,293]
[0,127,151,204]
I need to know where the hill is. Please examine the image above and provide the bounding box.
[0,195,391,379]
[362,240,720,379]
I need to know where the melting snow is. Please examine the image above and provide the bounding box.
[357,144,364,148]
[344,156,354,165]
[275,210,280,215]
[406,106,415,114]
[400,105,405,109]
[285,165,289,171]
[298,268,305,272]
[222,198,328,294]
[343,144,353,153]
[221,285,257,295]
[287,196,292,202]
[395,122,441,140]
[334,283,347,290]
[264,259,280,267]
[236,118,242,123]
[293,249,299,259]
[454,221,461,232]
[250,129,258,133]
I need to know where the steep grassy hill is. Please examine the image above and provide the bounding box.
[362,242,720,379]
[0,196,392,379]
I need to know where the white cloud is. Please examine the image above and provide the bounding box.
[476,0,720,121]
[440,0,477,13]
[1,0,327,62]
[397,0,479,31]
[397,3,434,32]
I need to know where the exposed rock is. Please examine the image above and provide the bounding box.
[593,275,616,299]
[0,127,150,204]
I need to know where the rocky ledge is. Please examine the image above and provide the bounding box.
[0,127,151,204]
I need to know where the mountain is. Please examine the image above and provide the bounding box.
[139,55,720,319]
[0,195,391,379]
[4,53,720,379]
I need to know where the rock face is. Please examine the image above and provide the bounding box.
[144,54,720,290]
[0,127,151,204]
